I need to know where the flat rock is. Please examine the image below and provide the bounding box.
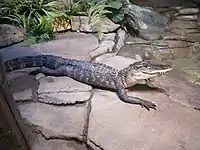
[178,8,199,15]
[38,92,91,105]
[118,44,153,60]
[37,76,92,94]
[96,55,139,70]
[169,47,192,58]
[88,90,200,150]
[185,33,200,42]
[115,29,126,51]
[152,40,190,48]
[140,31,162,40]
[0,24,25,48]
[125,36,150,45]
[8,74,38,101]
[101,33,116,41]
[95,53,115,62]
[13,88,33,102]
[153,73,200,108]
[1,32,99,61]
[154,49,173,60]
[176,15,198,21]
[32,134,88,150]
[71,16,120,33]
[18,102,88,140]
[169,20,198,29]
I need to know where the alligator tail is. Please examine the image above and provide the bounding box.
[4,55,63,72]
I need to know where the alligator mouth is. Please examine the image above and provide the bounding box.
[143,68,172,75]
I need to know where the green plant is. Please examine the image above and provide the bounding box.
[0,0,64,44]
[87,1,111,40]
[23,16,55,45]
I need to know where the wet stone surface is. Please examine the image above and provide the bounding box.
[18,102,88,141]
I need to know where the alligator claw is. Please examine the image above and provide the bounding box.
[140,100,157,111]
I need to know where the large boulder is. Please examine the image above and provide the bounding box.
[0,24,25,48]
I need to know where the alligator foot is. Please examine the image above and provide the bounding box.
[127,96,157,111]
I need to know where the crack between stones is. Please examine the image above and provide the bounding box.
[38,90,92,95]
[37,99,89,106]
[166,94,200,111]
[168,49,175,59]
[157,45,191,49]
[89,139,105,150]
[82,89,95,142]
[30,124,85,143]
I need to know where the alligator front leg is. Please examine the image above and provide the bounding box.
[29,67,66,76]
[114,77,157,111]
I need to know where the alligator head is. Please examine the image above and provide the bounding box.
[122,60,172,87]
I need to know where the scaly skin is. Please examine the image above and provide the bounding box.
[5,55,172,110]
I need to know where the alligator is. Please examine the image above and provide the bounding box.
[4,54,172,110]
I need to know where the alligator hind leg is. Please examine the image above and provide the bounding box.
[29,67,66,76]
[114,77,157,111]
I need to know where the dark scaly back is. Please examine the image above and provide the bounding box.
[4,55,119,75]
[4,55,62,72]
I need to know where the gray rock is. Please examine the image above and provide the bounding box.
[100,40,115,52]
[127,4,168,28]
[161,33,185,40]
[176,15,198,21]
[178,8,199,15]
[152,40,190,48]
[32,134,88,150]
[13,88,33,102]
[38,92,91,105]
[95,53,115,62]
[89,46,110,58]
[115,29,126,51]
[153,73,200,108]
[88,90,200,150]
[96,55,139,70]
[89,40,115,58]
[18,102,88,140]
[71,16,120,33]
[186,33,200,42]
[101,33,116,41]
[37,76,92,94]
[0,24,25,48]
[8,74,38,102]
[169,20,198,29]
[1,32,99,61]
[140,30,162,40]
[118,44,153,60]
[153,49,173,60]
[169,47,193,58]
[125,36,150,45]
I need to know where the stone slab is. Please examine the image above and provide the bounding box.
[32,134,88,150]
[169,20,198,29]
[96,55,140,70]
[8,74,38,101]
[38,92,91,105]
[13,88,33,102]
[1,32,99,61]
[18,102,88,141]
[88,90,200,150]
[38,76,92,94]
[153,73,200,108]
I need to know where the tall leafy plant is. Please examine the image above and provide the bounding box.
[87,1,111,40]
[0,0,64,44]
